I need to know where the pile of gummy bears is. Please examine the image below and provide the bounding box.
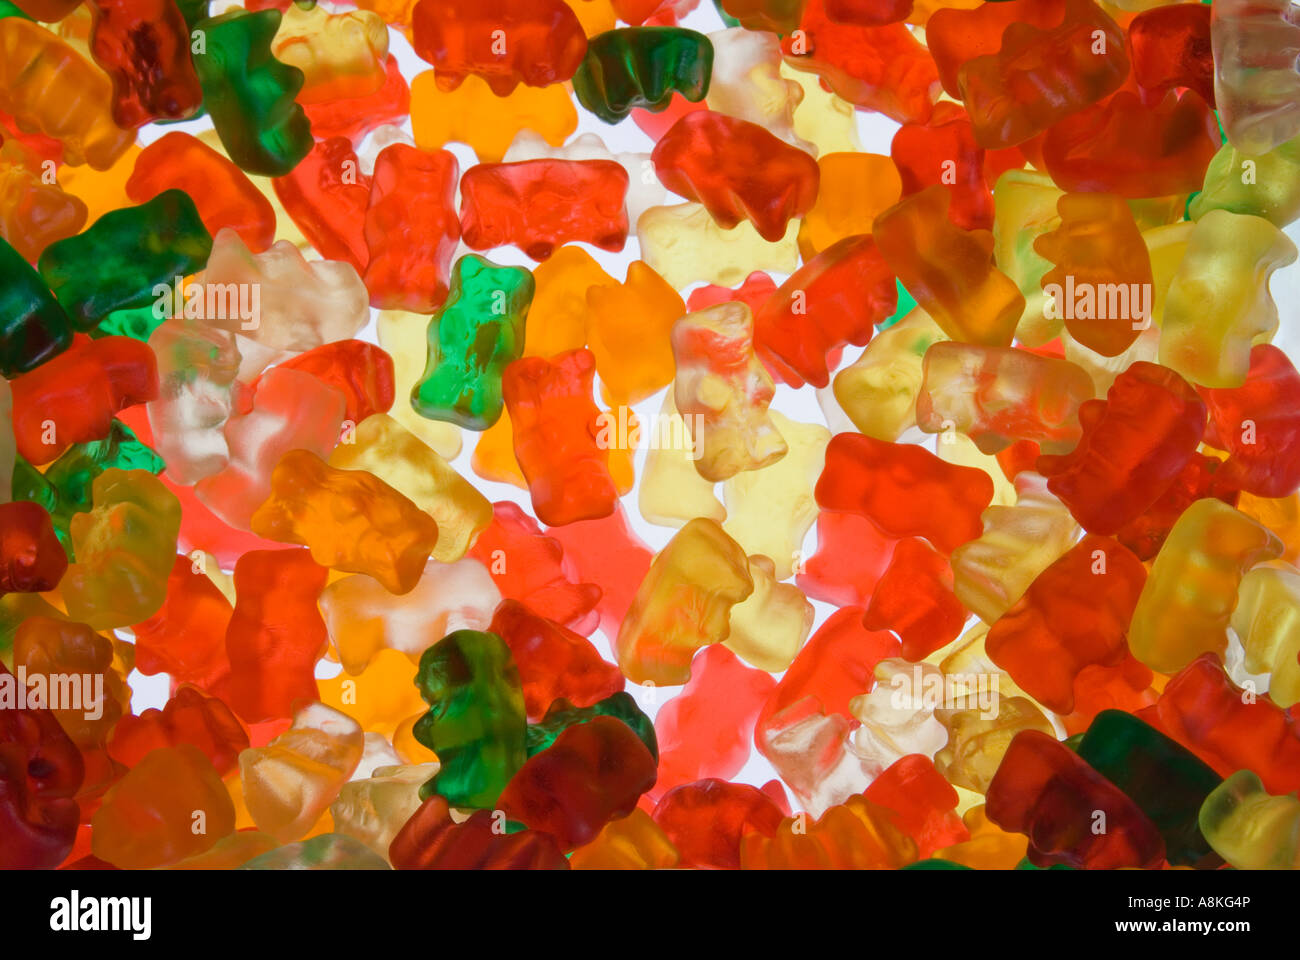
[1,0,1299,872]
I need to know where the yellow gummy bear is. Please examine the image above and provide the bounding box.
[271,3,389,104]
[1198,770,1300,870]
[638,389,726,529]
[330,762,440,861]
[1129,498,1283,675]
[615,517,754,686]
[950,472,1079,623]
[725,554,814,672]
[62,469,181,630]
[1159,210,1298,388]
[833,308,948,442]
[723,411,830,581]
[934,697,1056,795]
[636,203,800,289]
[783,63,862,156]
[991,169,1063,348]
[1232,562,1300,708]
[937,433,1018,508]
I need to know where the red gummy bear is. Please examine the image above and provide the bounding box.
[390,795,570,869]
[1199,344,1300,498]
[816,432,994,554]
[468,502,602,634]
[862,538,965,662]
[363,144,460,312]
[223,549,327,723]
[498,716,657,850]
[410,0,587,96]
[0,501,67,594]
[1037,361,1206,536]
[488,599,624,721]
[652,111,821,243]
[987,729,1166,869]
[753,234,895,388]
[459,160,629,261]
[273,137,373,272]
[10,336,158,465]
[502,349,619,527]
[0,662,84,869]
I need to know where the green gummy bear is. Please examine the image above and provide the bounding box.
[1190,133,1300,229]
[411,254,533,431]
[97,304,169,342]
[11,457,59,521]
[877,278,917,331]
[414,630,527,810]
[572,27,713,124]
[0,235,72,376]
[192,9,313,177]
[12,422,166,558]
[525,692,658,761]
[0,0,32,19]
[38,190,213,332]
[174,0,209,31]
[1076,709,1223,867]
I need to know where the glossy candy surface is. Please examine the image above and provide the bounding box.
[5,0,1300,877]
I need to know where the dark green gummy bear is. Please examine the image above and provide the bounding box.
[192,8,313,176]
[0,235,72,376]
[413,630,527,809]
[1076,709,1223,867]
[38,190,212,332]
[572,27,713,124]
[525,692,658,761]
